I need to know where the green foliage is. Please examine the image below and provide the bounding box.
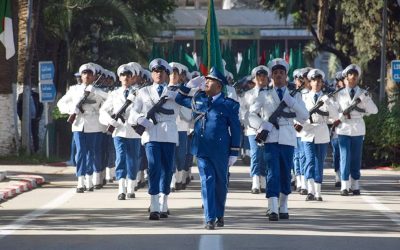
[51,106,68,120]
[364,100,400,167]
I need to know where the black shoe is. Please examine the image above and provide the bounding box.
[306,193,315,201]
[160,212,168,218]
[216,217,224,227]
[170,187,176,192]
[76,187,84,193]
[251,188,260,194]
[300,189,308,195]
[126,193,135,199]
[279,213,289,219]
[335,181,341,188]
[107,179,114,184]
[340,189,349,196]
[176,183,183,190]
[316,196,323,201]
[149,212,160,220]
[260,188,266,193]
[88,187,94,192]
[94,184,102,189]
[352,189,361,195]
[118,193,126,200]
[205,221,215,230]
[181,183,187,190]
[269,212,279,221]
[102,179,107,186]
[134,186,139,191]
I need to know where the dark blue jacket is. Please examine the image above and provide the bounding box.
[175,86,241,158]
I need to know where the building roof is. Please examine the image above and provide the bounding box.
[172,9,295,29]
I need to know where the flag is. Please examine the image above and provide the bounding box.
[259,50,266,65]
[0,0,15,60]
[222,45,237,80]
[296,43,305,69]
[182,49,198,72]
[288,48,295,81]
[199,0,224,76]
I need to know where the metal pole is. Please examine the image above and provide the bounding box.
[44,102,49,158]
[379,0,388,103]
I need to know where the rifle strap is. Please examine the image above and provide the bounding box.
[315,109,329,116]
[280,111,296,119]
[353,106,366,113]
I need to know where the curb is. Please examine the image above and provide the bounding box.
[0,174,45,202]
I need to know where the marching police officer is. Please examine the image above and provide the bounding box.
[240,65,270,194]
[333,64,378,195]
[249,58,308,221]
[300,69,339,201]
[99,64,142,200]
[128,58,180,220]
[57,63,108,193]
[331,71,345,188]
[175,67,241,230]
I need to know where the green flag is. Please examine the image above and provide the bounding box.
[0,0,15,59]
[199,0,223,76]
[222,45,237,80]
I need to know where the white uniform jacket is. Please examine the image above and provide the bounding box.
[240,87,266,136]
[128,83,180,145]
[300,91,339,144]
[99,86,140,139]
[249,87,309,147]
[226,85,238,102]
[335,86,378,136]
[57,84,108,133]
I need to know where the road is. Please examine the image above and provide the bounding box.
[0,164,399,250]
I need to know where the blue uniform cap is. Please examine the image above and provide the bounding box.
[205,67,228,86]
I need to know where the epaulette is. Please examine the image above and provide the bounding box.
[168,85,179,91]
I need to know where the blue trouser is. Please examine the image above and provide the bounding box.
[145,142,175,195]
[248,135,267,177]
[303,142,328,184]
[92,132,103,173]
[99,133,108,172]
[293,137,304,176]
[197,155,229,223]
[175,131,188,172]
[184,134,193,171]
[69,136,76,166]
[139,145,148,171]
[113,137,140,180]
[73,131,99,177]
[331,137,340,172]
[338,135,364,181]
[264,143,294,198]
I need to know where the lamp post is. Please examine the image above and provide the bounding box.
[379,0,388,103]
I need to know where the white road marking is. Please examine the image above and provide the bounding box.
[362,190,400,227]
[199,235,223,250]
[0,189,75,239]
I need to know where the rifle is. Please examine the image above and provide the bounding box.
[132,95,175,136]
[106,83,151,134]
[67,75,103,124]
[308,87,344,123]
[329,87,369,136]
[255,83,305,143]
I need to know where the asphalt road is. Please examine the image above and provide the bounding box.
[0,164,399,250]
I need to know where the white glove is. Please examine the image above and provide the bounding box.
[259,121,273,132]
[282,94,296,108]
[228,156,238,167]
[358,92,369,102]
[165,90,177,100]
[186,76,206,88]
[320,95,329,102]
[85,84,95,93]
[126,93,136,102]
[110,119,121,128]
[137,116,154,129]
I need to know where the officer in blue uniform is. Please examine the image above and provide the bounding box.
[175,67,241,230]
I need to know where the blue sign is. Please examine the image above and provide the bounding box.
[39,82,56,102]
[39,61,55,81]
[391,60,400,82]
